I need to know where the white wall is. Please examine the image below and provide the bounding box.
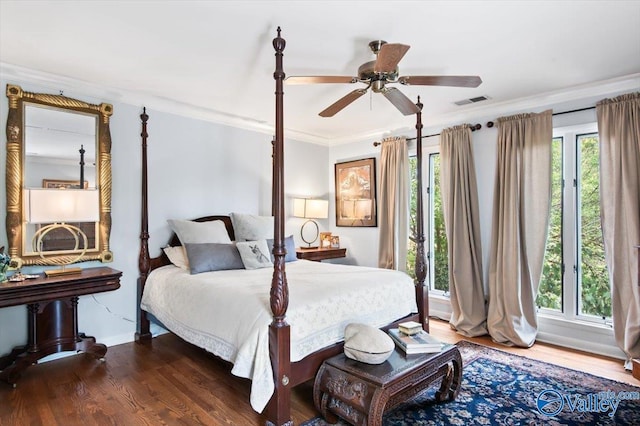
[0,73,329,357]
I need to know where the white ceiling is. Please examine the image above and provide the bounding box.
[1,1,639,145]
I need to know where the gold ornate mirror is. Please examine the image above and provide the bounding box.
[5,84,113,268]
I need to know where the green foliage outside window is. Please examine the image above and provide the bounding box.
[407,155,449,292]
[538,138,563,310]
[407,157,418,279]
[578,135,610,318]
[538,134,610,319]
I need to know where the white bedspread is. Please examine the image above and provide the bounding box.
[140,259,417,412]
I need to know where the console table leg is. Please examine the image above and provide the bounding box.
[435,349,462,402]
[76,333,108,360]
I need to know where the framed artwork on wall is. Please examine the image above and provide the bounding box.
[335,157,377,227]
[42,179,88,189]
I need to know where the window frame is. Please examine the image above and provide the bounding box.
[540,122,611,326]
[408,142,450,298]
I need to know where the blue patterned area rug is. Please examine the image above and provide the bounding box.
[302,340,640,426]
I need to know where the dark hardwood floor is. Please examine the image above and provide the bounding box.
[1,319,636,425]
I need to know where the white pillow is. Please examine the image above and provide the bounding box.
[167,219,232,245]
[236,240,273,270]
[230,213,274,241]
[343,323,395,365]
[163,246,189,270]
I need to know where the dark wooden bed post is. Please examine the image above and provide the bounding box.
[136,107,152,342]
[414,97,429,332]
[267,27,293,426]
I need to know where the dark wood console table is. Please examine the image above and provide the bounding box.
[0,266,121,386]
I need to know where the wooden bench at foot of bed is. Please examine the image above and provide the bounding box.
[313,345,462,426]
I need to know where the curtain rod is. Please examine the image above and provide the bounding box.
[373,105,597,146]
[373,123,482,146]
[486,106,596,128]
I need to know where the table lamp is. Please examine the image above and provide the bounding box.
[25,188,99,276]
[293,198,329,248]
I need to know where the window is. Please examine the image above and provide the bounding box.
[407,152,449,295]
[538,124,611,323]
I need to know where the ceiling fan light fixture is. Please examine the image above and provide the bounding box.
[288,39,482,117]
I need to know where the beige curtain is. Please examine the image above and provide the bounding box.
[487,110,552,347]
[596,92,640,368]
[378,136,409,270]
[440,125,487,337]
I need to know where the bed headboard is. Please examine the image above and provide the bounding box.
[149,215,235,271]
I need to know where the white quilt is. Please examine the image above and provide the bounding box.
[140,259,417,412]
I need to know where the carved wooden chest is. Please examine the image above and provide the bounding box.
[313,344,462,426]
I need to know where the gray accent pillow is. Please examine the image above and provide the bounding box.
[266,235,298,263]
[184,243,244,274]
[236,240,274,270]
[168,219,232,245]
[230,213,274,242]
[343,323,395,365]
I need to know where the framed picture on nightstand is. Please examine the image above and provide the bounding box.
[320,232,332,249]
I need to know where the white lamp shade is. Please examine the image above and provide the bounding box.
[293,198,328,219]
[25,188,99,223]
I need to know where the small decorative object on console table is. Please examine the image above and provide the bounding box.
[296,246,346,262]
[314,344,462,426]
[0,246,10,283]
[0,266,122,386]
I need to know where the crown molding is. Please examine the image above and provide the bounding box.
[3,62,638,147]
[329,73,640,146]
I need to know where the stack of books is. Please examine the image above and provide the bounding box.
[388,325,443,354]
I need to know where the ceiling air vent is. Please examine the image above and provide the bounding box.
[454,95,490,106]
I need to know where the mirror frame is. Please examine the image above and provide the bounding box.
[5,84,113,268]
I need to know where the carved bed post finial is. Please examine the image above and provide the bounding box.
[136,107,152,342]
[414,97,429,332]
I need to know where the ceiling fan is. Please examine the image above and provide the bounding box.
[286,40,482,117]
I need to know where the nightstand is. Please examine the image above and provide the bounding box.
[0,266,122,386]
[296,247,347,262]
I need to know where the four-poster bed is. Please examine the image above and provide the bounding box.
[135,28,429,426]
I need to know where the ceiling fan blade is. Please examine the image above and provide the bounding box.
[374,43,410,73]
[286,76,358,84]
[381,87,420,116]
[319,89,368,117]
[398,75,482,88]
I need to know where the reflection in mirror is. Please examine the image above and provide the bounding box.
[23,105,99,256]
[24,105,97,188]
[5,84,113,268]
